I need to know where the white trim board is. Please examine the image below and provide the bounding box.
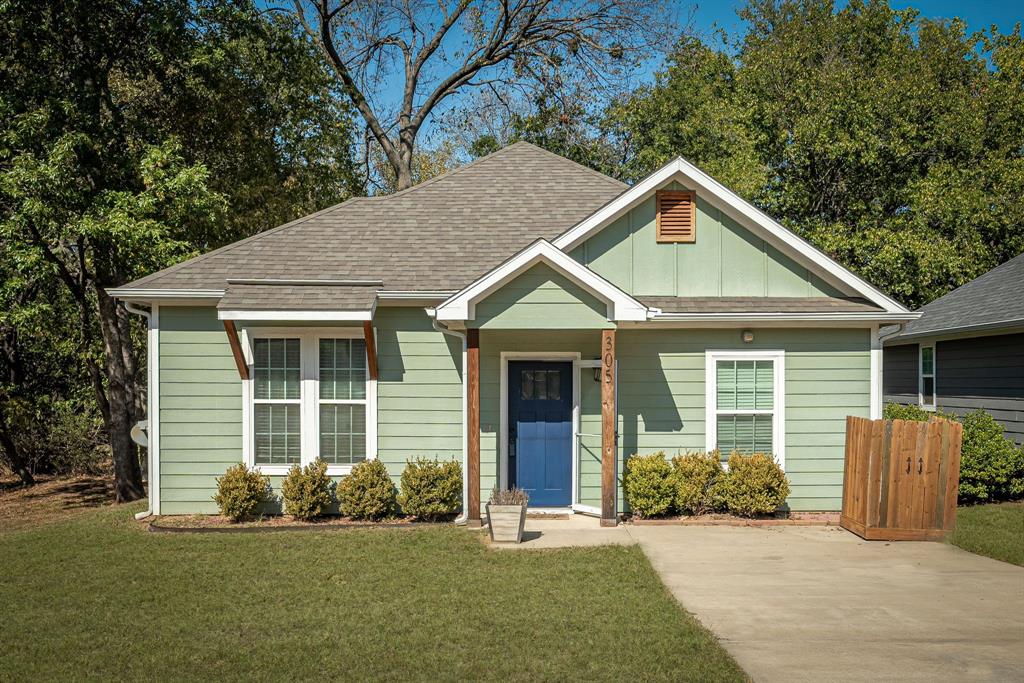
[436,239,648,323]
[499,352,582,509]
[552,157,910,315]
[704,349,786,470]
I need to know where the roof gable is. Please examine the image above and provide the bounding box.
[434,240,648,323]
[553,158,910,313]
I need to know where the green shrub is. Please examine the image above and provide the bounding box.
[623,452,674,518]
[670,451,723,515]
[336,459,396,520]
[398,458,462,521]
[959,410,1024,504]
[716,452,790,517]
[883,402,933,422]
[213,463,271,522]
[281,459,334,520]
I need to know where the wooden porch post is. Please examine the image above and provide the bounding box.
[601,328,617,526]
[467,328,482,527]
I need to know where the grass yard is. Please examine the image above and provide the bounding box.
[949,502,1024,566]
[0,505,746,682]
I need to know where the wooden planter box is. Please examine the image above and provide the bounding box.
[841,416,962,541]
[487,503,526,543]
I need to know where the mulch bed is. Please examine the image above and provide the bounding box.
[147,514,450,533]
[629,512,840,527]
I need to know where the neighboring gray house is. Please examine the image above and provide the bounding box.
[883,253,1024,443]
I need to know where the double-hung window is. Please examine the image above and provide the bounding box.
[919,344,936,410]
[705,351,785,468]
[246,330,373,473]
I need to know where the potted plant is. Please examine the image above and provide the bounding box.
[486,487,529,543]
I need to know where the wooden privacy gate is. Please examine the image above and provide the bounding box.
[841,416,963,541]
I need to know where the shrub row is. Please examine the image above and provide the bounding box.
[213,458,462,522]
[623,450,790,518]
[883,403,1024,504]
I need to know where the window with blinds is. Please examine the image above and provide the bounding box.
[318,338,367,464]
[715,359,775,457]
[253,338,302,464]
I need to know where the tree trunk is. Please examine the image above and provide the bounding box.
[96,287,145,502]
[0,402,34,486]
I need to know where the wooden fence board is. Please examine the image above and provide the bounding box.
[840,416,961,541]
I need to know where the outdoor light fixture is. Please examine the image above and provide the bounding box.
[742,330,755,343]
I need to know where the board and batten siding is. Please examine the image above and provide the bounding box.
[615,328,870,511]
[159,306,243,514]
[471,263,613,330]
[569,182,843,299]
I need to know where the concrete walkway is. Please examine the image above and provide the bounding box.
[629,525,1024,682]
[486,514,635,549]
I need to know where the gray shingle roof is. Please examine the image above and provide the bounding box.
[897,253,1024,338]
[641,296,883,314]
[121,142,627,293]
[218,283,379,311]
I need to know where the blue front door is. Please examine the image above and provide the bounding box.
[508,361,573,507]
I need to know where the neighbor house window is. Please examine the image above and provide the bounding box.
[246,331,375,473]
[252,338,302,465]
[919,344,936,410]
[318,338,367,464]
[705,351,785,469]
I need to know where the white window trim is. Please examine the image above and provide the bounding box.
[919,343,936,411]
[241,327,377,476]
[704,349,786,470]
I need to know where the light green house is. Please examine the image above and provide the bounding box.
[112,143,917,523]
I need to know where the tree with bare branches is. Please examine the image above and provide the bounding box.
[290,0,671,191]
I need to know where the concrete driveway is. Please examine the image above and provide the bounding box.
[629,525,1024,682]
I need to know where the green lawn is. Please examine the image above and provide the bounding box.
[0,505,745,682]
[949,502,1024,566]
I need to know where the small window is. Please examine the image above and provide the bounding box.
[656,190,696,243]
[520,369,561,400]
[253,338,302,464]
[715,359,775,458]
[919,345,936,410]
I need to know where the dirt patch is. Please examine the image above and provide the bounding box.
[0,474,118,534]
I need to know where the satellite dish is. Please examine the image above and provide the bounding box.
[131,420,148,448]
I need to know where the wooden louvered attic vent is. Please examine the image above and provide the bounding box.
[656,190,696,243]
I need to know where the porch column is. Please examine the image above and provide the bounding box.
[601,328,617,526]
[467,328,482,527]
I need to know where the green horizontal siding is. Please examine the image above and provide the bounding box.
[158,306,243,512]
[375,308,462,484]
[572,184,843,298]
[471,263,611,330]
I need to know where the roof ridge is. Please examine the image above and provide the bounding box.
[382,142,529,200]
[515,141,628,189]
[131,197,367,288]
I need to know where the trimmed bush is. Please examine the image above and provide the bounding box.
[281,459,333,520]
[883,403,1024,504]
[336,459,396,520]
[716,452,790,517]
[398,458,462,521]
[960,410,1024,504]
[623,452,674,518]
[213,463,270,522]
[671,451,723,515]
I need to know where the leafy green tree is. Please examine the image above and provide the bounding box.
[1,0,359,496]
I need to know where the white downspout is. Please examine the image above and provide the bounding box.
[427,308,469,525]
[124,302,154,520]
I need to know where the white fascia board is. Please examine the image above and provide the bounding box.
[553,158,911,314]
[218,309,372,321]
[108,288,225,300]
[435,239,648,322]
[648,311,921,323]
